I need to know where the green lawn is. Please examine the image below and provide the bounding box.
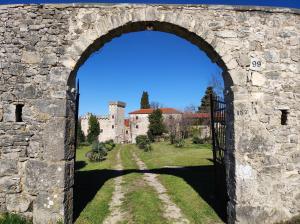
[74,145,119,224]
[74,141,225,224]
[131,141,224,224]
[120,145,170,224]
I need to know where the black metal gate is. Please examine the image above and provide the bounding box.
[210,94,226,166]
[210,93,228,218]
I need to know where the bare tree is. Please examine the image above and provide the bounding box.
[184,104,197,113]
[150,101,163,109]
[209,71,224,98]
[164,113,194,143]
[164,115,179,144]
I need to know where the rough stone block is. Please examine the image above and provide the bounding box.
[6,194,32,213]
[3,104,15,122]
[0,176,20,193]
[42,117,66,161]
[32,99,66,117]
[0,159,18,177]
[24,160,65,194]
[251,72,266,87]
[21,51,41,64]
[0,193,6,212]
[33,192,64,224]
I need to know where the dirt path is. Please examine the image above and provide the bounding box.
[131,151,190,224]
[103,150,126,224]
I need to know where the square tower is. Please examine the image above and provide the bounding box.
[109,101,126,143]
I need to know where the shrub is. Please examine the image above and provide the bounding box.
[174,139,185,148]
[86,141,107,162]
[135,135,152,151]
[103,139,115,151]
[85,139,116,162]
[144,143,152,152]
[192,136,210,144]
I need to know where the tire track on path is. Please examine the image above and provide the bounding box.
[103,149,126,224]
[131,151,190,224]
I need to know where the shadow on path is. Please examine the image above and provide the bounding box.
[73,162,227,222]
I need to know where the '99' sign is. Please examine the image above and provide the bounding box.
[250,58,262,70]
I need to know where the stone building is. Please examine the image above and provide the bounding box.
[81,101,127,143]
[81,104,184,143]
[129,108,183,143]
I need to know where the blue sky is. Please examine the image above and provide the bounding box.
[78,31,222,116]
[4,0,299,116]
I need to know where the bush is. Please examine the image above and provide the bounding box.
[135,135,152,151]
[86,141,107,162]
[103,139,115,151]
[192,136,210,144]
[174,139,185,148]
[85,139,116,162]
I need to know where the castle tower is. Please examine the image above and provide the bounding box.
[109,101,126,143]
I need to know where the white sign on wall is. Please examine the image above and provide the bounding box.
[250,58,262,70]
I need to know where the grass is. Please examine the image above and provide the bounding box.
[74,141,224,224]
[131,141,225,224]
[0,213,31,224]
[120,144,170,224]
[74,145,119,224]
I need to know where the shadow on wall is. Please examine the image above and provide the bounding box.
[73,161,227,222]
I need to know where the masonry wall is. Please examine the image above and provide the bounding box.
[0,3,299,224]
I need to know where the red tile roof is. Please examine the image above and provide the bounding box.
[129,108,182,115]
[124,119,130,127]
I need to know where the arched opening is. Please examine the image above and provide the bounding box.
[67,21,235,223]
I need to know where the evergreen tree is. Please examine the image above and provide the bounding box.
[198,86,216,113]
[147,109,165,141]
[87,114,100,144]
[140,91,150,109]
[77,119,85,145]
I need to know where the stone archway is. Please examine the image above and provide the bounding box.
[0,4,299,224]
[68,19,236,223]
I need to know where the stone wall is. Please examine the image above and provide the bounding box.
[0,3,299,224]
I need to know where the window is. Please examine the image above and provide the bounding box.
[136,116,138,120]
[15,104,24,122]
[136,125,139,129]
[112,125,114,129]
[100,129,103,133]
[280,110,288,125]
[112,115,114,119]
[126,130,128,134]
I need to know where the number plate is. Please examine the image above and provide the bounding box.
[250,58,262,70]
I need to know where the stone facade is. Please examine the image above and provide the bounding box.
[129,108,183,143]
[81,101,127,143]
[0,3,299,224]
[81,105,183,144]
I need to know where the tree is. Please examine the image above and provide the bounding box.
[87,114,100,144]
[198,86,216,113]
[77,119,85,145]
[140,91,150,109]
[209,71,224,98]
[147,109,165,142]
